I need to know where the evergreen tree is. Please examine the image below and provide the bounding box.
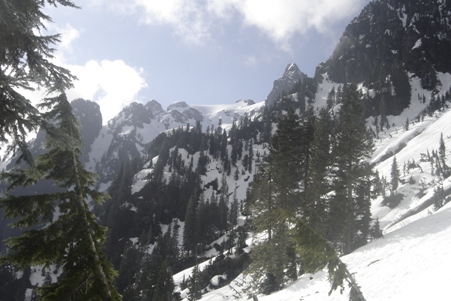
[268,108,303,216]
[327,87,336,111]
[390,156,400,193]
[116,241,142,296]
[195,194,208,251]
[304,107,333,237]
[0,0,77,168]
[329,84,375,255]
[248,140,254,172]
[438,133,449,177]
[439,133,446,163]
[170,219,181,263]
[293,219,366,301]
[187,264,202,301]
[217,174,230,233]
[249,108,303,291]
[136,253,160,300]
[152,259,175,301]
[0,94,121,300]
[183,194,198,257]
[103,157,142,268]
[229,187,239,227]
[369,218,383,240]
[301,105,316,193]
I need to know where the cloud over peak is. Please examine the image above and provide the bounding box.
[112,0,366,47]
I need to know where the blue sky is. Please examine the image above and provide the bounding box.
[43,0,371,123]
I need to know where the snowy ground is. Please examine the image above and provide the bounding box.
[198,202,451,301]
[251,203,451,301]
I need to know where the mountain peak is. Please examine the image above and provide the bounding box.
[265,63,307,107]
[145,99,164,116]
[284,63,301,77]
[167,101,189,111]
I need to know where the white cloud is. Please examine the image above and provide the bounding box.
[87,0,367,49]
[13,22,149,127]
[45,23,149,124]
[66,60,147,124]
[118,0,212,45]
[21,59,147,125]
[208,0,365,49]
[44,23,147,124]
[106,0,366,48]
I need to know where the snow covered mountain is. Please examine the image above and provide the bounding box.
[80,98,263,186]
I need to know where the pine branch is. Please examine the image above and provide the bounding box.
[293,219,366,301]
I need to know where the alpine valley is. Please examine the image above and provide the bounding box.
[1,0,451,300]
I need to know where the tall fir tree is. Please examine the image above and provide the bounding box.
[304,107,333,237]
[300,105,316,193]
[328,83,375,255]
[187,264,202,301]
[152,259,175,301]
[0,94,121,300]
[183,194,198,257]
[249,108,303,292]
[438,133,449,177]
[390,156,400,193]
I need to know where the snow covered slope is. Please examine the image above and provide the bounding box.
[199,93,451,301]
[248,204,451,301]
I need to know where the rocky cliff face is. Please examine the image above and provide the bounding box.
[315,0,451,115]
[265,63,307,107]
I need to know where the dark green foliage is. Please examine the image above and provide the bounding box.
[293,219,366,300]
[369,218,383,240]
[438,133,450,177]
[304,107,333,237]
[152,259,175,301]
[1,94,121,300]
[390,156,400,193]
[102,157,143,268]
[187,264,202,301]
[327,87,336,111]
[260,273,279,295]
[0,0,77,168]
[249,238,288,293]
[432,185,448,210]
[248,108,306,292]
[195,253,251,291]
[115,242,142,295]
[0,264,32,301]
[184,195,198,256]
[382,193,404,208]
[328,84,375,255]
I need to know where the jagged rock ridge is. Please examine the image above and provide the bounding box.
[265,63,307,107]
